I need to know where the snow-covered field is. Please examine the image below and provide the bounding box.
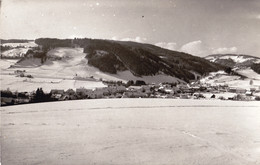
[1,99,260,165]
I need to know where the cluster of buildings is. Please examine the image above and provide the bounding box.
[50,82,260,101]
[1,81,260,106]
[14,70,33,78]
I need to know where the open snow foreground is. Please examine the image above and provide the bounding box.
[1,99,260,165]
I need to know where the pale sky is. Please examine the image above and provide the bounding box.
[1,0,260,57]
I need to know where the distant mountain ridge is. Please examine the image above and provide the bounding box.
[0,39,33,44]
[205,54,260,74]
[205,54,260,66]
[31,38,226,82]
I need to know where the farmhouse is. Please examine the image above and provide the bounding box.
[14,70,25,74]
[228,87,237,93]
[53,94,63,100]
[245,91,253,96]
[127,86,142,92]
[50,89,65,95]
[122,91,147,98]
[92,88,106,98]
[65,89,75,95]
[115,85,127,93]
[180,94,190,99]
[177,84,189,90]
[1,97,15,105]
[106,85,126,94]
[76,88,92,98]
[236,88,247,94]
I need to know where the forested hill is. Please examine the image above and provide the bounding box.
[35,38,225,82]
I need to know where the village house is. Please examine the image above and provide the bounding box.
[92,88,106,99]
[99,87,110,96]
[122,90,147,98]
[164,89,174,94]
[127,86,142,92]
[179,93,190,99]
[115,85,127,93]
[76,88,92,98]
[106,85,126,94]
[122,91,132,98]
[50,89,65,95]
[245,91,253,96]
[87,92,96,99]
[177,84,189,90]
[14,70,25,74]
[250,88,256,92]
[16,98,30,104]
[228,87,237,93]
[1,97,15,106]
[114,93,123,98]
[192,93,205,99]
[181,88,194,94]
[59,95,70,101]
[218,84,228,92]
[206,86,217,93]
[233,94,248,101]
[49,89,65,100]
[236,88,247,94]
[190,86,200,92]
[76,88,87,94]
[65,89,76,95]
[52,94,63,100]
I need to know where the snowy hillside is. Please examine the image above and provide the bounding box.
[2,41,37,48]
[35,38,225,82]
[1,41,37,58]
[205,54,260,68]
[206,54,259,63]
[17,47,183,83]
[199,70,260,90]
[2,39,259,93]
[236,68,260,80]
[204,54,260,87]
[1,48,29,58]
[1,47,182,92]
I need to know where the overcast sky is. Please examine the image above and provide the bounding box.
[1,0,260,57]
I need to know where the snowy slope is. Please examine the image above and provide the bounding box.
[1,47,182,92]
[199,70,260,90]
[205,54,260,64]
[205,54,260,70]
[35,38,225,82]
[20,47,182,83]
[2,41,37,48]
[204,54,260,88]
[1,41,37,58]
[1,48,29,58]
[1,48,107,92]
[236,68,260,80]
[206,55,256,63]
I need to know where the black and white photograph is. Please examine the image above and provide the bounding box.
[0,0,260,164]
